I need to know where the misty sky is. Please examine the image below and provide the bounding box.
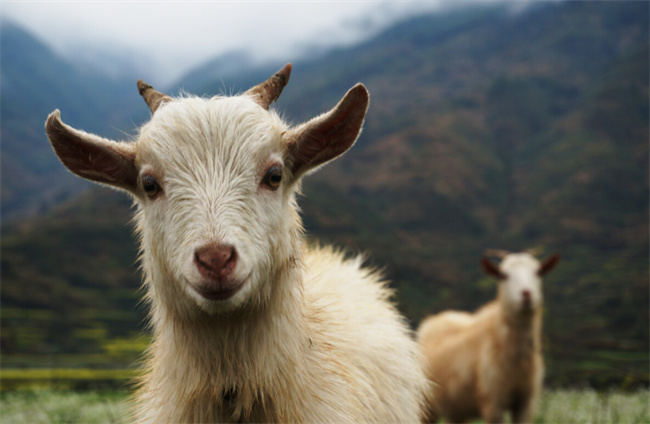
[2,1,447,85]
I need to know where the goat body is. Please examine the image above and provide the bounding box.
[137,245,426,422]
[45,64,428,423]
[417,252,559,423]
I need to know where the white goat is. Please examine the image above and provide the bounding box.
[417,250,560,423]
[45,64,428,423]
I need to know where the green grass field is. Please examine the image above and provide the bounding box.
[0,388,648,423]
[0,389,129,424]
[534,389,649,424]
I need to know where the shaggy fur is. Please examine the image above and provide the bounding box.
[45,67,428,423]
[417,252,559,424]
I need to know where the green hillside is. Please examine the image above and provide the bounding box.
[1,190,146,375]
[1,2,648,389]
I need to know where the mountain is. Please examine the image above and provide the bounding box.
[1,2,648,388]
[1,190,143,366]
[63,42,160,85]
[173,50,254,94]
[0,21,149,222]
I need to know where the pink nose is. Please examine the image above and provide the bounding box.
[194,244,237,281]
[522,290,531,302]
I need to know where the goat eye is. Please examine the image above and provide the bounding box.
[142,175,162,198]
[263,166,283,190]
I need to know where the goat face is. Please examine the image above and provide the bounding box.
[45,64,369,316]
[482,252,560,315]
[134,97,295,313]
[500,253,544,313]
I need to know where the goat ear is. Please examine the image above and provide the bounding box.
[538,253,560,276]
[481,257,506,280]
[285,83,369,179]
[45,110,138,194]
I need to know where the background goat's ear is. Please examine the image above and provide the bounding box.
[538,253,560,276]
[481,257,505,279]
[45,110,138,194]
[285,83,369,179]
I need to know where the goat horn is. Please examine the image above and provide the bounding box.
[137,80,172,114]
[525,247,543,257]
[484,249,511,259]
[245,63,292,110]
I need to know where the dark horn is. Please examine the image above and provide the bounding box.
[245,63,292,110]
[137,80,172,114]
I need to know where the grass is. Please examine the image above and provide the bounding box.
[1,369,138,381]
[0,387,647,423]
[0,369,139,391]
[534,389,650,424]
[0,389,130,424]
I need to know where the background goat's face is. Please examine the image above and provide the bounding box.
[135,97,295,313]
[499,254,544,314]
[483,252,560,315]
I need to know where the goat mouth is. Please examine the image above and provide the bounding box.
[520,301,535,314]
[192,278,246,301]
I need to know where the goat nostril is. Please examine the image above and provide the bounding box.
[194,244,237,280]
[522,290,531,301]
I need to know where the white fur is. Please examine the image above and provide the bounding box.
[75,94,430,422]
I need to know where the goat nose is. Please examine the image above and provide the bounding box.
[522,290,531,302]
[194,244,237,280]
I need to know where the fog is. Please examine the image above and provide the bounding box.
[3,1,448,85]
